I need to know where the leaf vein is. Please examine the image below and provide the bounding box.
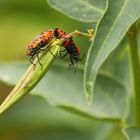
[94,0,128,65]
[80,0,104,13]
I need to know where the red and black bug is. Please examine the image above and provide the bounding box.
[27,29,54,67]
[54,28,84,71]
[27,28,84,71]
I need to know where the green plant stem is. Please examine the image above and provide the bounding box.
[73,30,94,40]
[128,23,140,127]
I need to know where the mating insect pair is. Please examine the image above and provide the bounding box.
[27,28,84,71]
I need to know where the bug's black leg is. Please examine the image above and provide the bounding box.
[59,49,67,58]
[69,57,74,71]
[59,52,68,59]
[46,41,53,47]
[29,57,35,65]
[59,49,67,53]
[29,56,36,69]
[48,49,55,57]
[36,52,42,68]
[40,41,53,51]
[40,48,48,56]
[40,47,55,57]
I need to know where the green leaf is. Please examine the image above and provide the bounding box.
[0,94,124,140]
[47,0,107,22]
[101,38,131,92]
[0,63,129,120]
[123,126,140,140]
[84,0,140,101]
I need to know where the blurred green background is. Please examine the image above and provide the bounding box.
[0,0,126,140]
